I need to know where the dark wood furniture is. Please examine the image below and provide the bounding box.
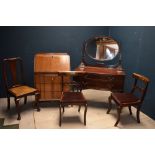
[74,36,125,92]
[34,53,70,101]
[59,71,87,126]
[2,57,40,120]
[75,66,125,91]
[107,73,150,126]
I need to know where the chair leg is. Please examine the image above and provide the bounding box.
[63,106,65,113]
[59,104,62,127]
[114,106,122,127]
[24,96,27,104]
[15,98,21,120]
[128,106,132,115]
[78,105,81,112]
[136,105,141,123]
[107,95,112,114]
[7,95,10,110]
[35,92,40,112]
[84,104,87,126]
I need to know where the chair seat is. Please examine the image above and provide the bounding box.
[112,92,140,106]
[9,85,37,97]
[60,92,86,104]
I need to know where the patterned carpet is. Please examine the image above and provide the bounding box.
[0,118,19,129]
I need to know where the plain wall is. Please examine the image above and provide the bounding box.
[0,26,109,96]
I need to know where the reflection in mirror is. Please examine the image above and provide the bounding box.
[86,36,119,61]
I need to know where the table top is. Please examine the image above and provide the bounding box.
[75,66,125,76]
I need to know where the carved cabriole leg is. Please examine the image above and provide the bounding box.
[114,106,122,127]
[35,92,40,112]
[136,105,141,123]
[15,98,21,120]
[128,106,132,115]
[59,103,62,126]
[84,103,87,125]
[7,94,10,110]
[78,105,81,112]
[107,95,112,114]
[24,96,27,105]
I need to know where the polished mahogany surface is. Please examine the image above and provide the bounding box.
[34,53,70,101]
[74,66,125,92]
[76,66,125,75]
[2,57,40,120]
[107,73,150,126]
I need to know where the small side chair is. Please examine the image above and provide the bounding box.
[59,71,87,127]
[2,57,40,120]
[107,73,150,126]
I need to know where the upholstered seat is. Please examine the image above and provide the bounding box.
[107,73,150,126]
[61,92,86,104]
[111,93,139,106]
[2,57,40,120]
[9,85,37,98]
[59,72,87,127]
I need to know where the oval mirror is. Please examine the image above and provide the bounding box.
[85,36,119,61]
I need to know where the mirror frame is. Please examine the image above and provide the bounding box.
[81,36,122,68]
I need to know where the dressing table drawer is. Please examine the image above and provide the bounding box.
[74,73,125,92]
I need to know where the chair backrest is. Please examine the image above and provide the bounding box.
[63,81,82,92]
[131,73,150,102]
[2,57,24,90]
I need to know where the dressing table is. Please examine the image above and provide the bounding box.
[74,36,125,92]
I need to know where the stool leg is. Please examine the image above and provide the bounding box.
[107,95,112,114]
[114,106,122,127]
[84,104,87,125]
[15,98,21,120]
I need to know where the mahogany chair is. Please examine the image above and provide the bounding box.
[107,73,150,126]
[2,57,40,120]
[59,72,87,126]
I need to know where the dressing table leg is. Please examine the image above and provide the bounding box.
[78,105,81,112]
[128,106,132,115]
[84,104,87,125]
[59,104,62,126]
[107,95,112,114]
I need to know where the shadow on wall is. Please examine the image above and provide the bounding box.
[0,26,109,97]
